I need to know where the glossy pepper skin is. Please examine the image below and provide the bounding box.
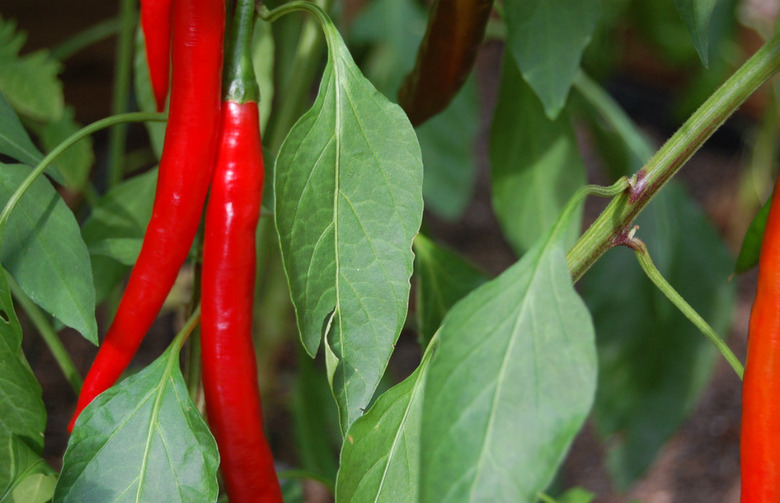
[141,0,174,111]
[68,0,225,432]
[398,0,494,126]
[202,101,282,503]
[741,182,780,502]
[200,0,283,499]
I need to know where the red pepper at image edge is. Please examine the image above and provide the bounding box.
[68,0,225,432]
[141,0,174,111]
[741,179,780,502]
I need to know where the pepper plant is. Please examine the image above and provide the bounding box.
[0,0,775,502]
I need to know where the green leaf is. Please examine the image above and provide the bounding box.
[348,0,426,95]
[0,92,65,186]
[291,351,340,481]
[418,78,479,221]
[413,235,487,346]
[35,106,94,190]
[133,28,166,159]
[673,0,718,67]
[280,479,305,503]
[55,343,220,503]
[349,0,478,222]
[583,183,734,488]
[336,335,436,503]
[490,55,586,255]
[81,169,157,303]
[420,227,597,502]
[557,487,596,503]
[275,18,424,433]
[735,193,771,274]
[0,16,63,122]
[503,0,600,118]
[0,164,97,344]
[87,238,142,266]
[0,92,45,167]
[9,473,57,503]
[1,436,54,503]
[0,266,47,499]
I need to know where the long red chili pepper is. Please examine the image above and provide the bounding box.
[68,0,225,432]
[141,0,174,111]
[741,179,780,501]
[200,0,283,500]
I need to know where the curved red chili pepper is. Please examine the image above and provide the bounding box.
[201,100,282,503]
[141,0,174,112]
[200,0,283,500]
[69,0,225,432]
[741,181,780,501]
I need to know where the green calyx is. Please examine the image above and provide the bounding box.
[223,0,260,104]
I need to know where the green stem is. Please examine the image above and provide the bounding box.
[567,32,780,282]
[0,112,166,232]
[260,0,334,153]
[631,237,745,379]
[224,0,260,103]
[50,17,123,61]
[549,177,631,245]
[276,469,335,492]
[107,0,138,189]
[170,304,202,353]
[8,276,82,394]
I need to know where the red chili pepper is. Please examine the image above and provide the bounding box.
[68,0,225,432]
[200,1,283,500]
[741,182,780,501]
[141,0,174,111]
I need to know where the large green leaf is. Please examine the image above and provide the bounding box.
[420,226,597,502]
[55,343,219,503]
[0,267,47,499]
[81,169,157,303]
[0,92,44,168]
[413,235,487,346]
[0,17,63,123]
[673,0,718,67]
[275,16,423,433]
[335,334,436,503]
[583,183,733,488]
[503,0,600,118]
[0,164,97,344]
[490,55,585,255]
